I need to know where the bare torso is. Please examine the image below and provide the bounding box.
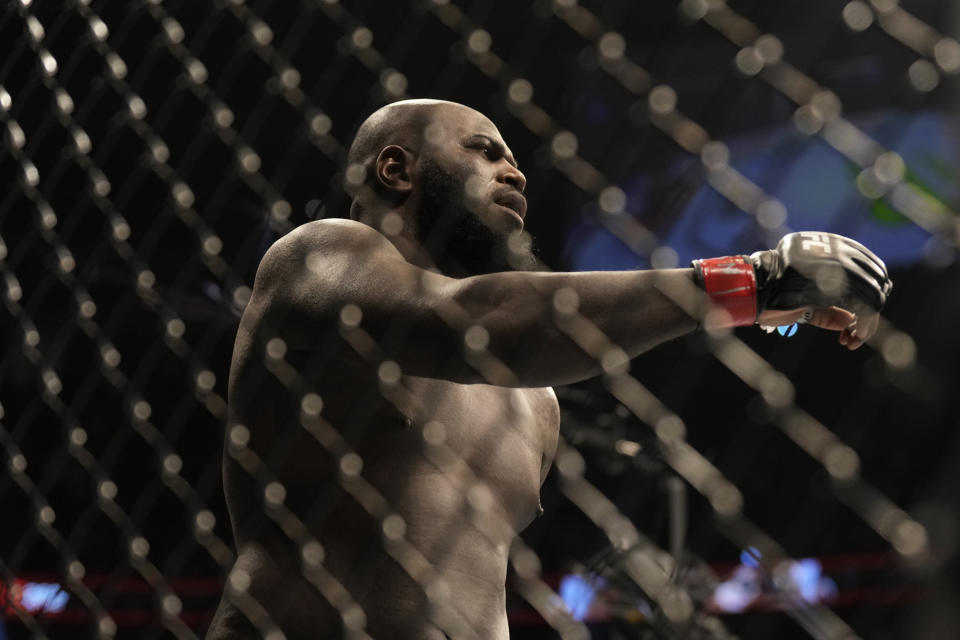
[207,322,560,639]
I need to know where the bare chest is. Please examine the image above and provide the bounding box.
[383,377,560,528]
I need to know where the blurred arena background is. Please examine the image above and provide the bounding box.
[1,0,959,638]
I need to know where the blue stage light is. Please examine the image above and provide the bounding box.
[740,546,762,567]
[776,323,798,337]
[559,574,597,621]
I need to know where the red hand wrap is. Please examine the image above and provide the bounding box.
[695,256,758,327]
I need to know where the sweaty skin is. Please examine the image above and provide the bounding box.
[206,100,866,640]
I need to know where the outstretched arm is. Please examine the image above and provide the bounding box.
[246,219,698,387]
[246,220,890,387]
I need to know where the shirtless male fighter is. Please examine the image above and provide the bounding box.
[207,99,892,639]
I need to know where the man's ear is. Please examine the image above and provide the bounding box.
[374,145,414,195]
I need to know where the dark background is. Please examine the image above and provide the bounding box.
[1,1,958,638]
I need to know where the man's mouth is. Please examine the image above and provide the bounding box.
[494,192,527,220]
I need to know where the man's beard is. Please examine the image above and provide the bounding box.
[417,159,539,276]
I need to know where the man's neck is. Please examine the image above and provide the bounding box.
[359,207,446,275]
[389,232,446,274]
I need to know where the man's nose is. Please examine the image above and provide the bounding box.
[498,163,526,193]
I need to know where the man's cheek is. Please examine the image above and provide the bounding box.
[465,175,488,214]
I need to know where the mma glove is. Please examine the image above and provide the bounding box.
[691,232,893,327]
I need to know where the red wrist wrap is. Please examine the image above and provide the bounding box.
[695,256,758,327]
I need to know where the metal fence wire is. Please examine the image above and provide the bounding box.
[1,0,959,638]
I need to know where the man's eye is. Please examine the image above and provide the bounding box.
[474,143,497,158]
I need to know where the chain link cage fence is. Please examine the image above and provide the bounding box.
[1,0,959,638]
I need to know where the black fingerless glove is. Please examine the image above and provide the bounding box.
[692,232,893,327]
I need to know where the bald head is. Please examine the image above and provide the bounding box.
[343,99,533,273]
[343,98,524,246]
[347,99,451,171]
[345,99,500,202]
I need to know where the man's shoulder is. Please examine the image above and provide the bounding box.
[244,219,401,332]
[260,218,400,275]
[276,218,388,253]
